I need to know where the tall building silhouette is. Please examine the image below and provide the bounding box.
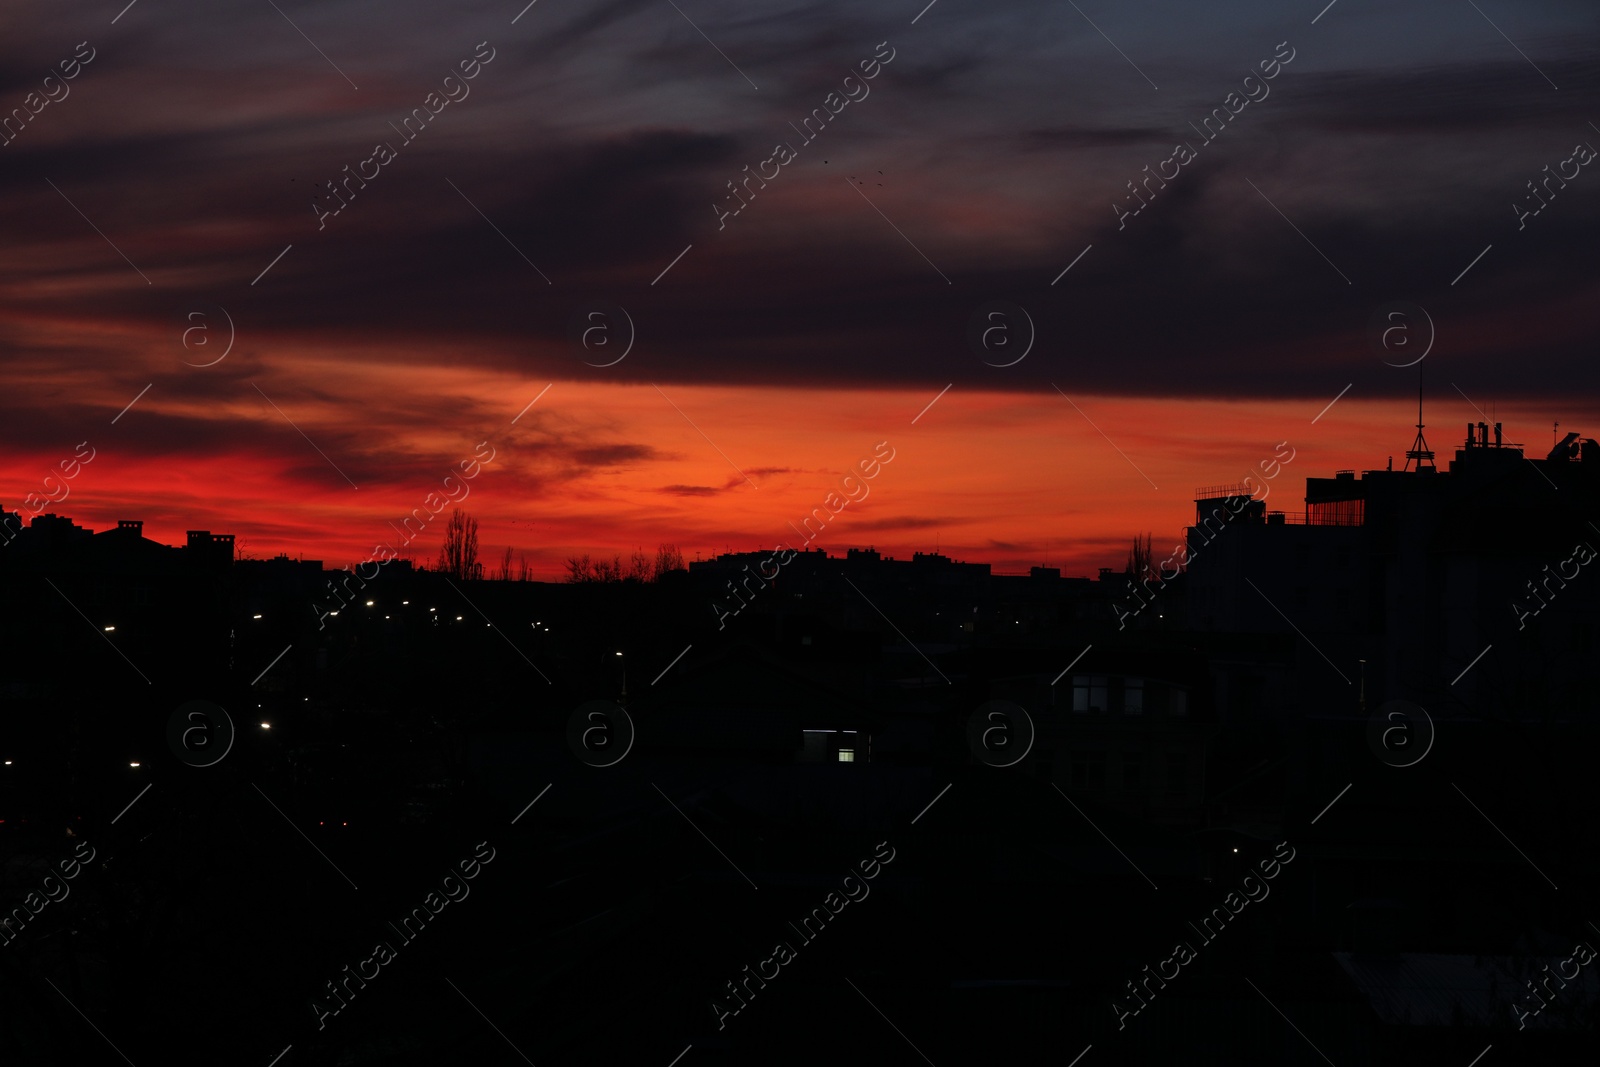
[1184,419,1600,720]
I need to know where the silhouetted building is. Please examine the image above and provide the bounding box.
[1183,418,1600,718]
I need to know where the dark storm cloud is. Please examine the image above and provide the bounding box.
[853,516,948,532]
[518,0,659,56]
[722,467,800,488]
[569,444,666,466]
[984,539,1029,553]
[3,0,1598,414]
[1017,126,1172,150]
[1284,59,1600,134]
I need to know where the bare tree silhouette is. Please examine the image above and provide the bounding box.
[626,549,651,583]
[436,508,482,580]
[653,543,686,579]
[566,545,688,583]
[1124,532,1154,581]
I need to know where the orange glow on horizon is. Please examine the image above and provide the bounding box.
[9,377,1593,581]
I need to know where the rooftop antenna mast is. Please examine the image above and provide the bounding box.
[1403,363,1436,472]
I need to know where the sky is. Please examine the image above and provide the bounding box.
[2,0,1598,577]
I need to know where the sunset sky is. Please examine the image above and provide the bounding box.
[3,0,1597,577]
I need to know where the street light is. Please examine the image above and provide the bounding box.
[260,722,271,730]
[129,762,140,768]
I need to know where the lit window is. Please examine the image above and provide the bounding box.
[837,748,855,762]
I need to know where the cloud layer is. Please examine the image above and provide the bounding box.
[2,0,1596,573]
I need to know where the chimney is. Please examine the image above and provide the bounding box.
[1494,423,1502,447]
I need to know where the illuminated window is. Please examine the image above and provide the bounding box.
[837,748,855,762]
